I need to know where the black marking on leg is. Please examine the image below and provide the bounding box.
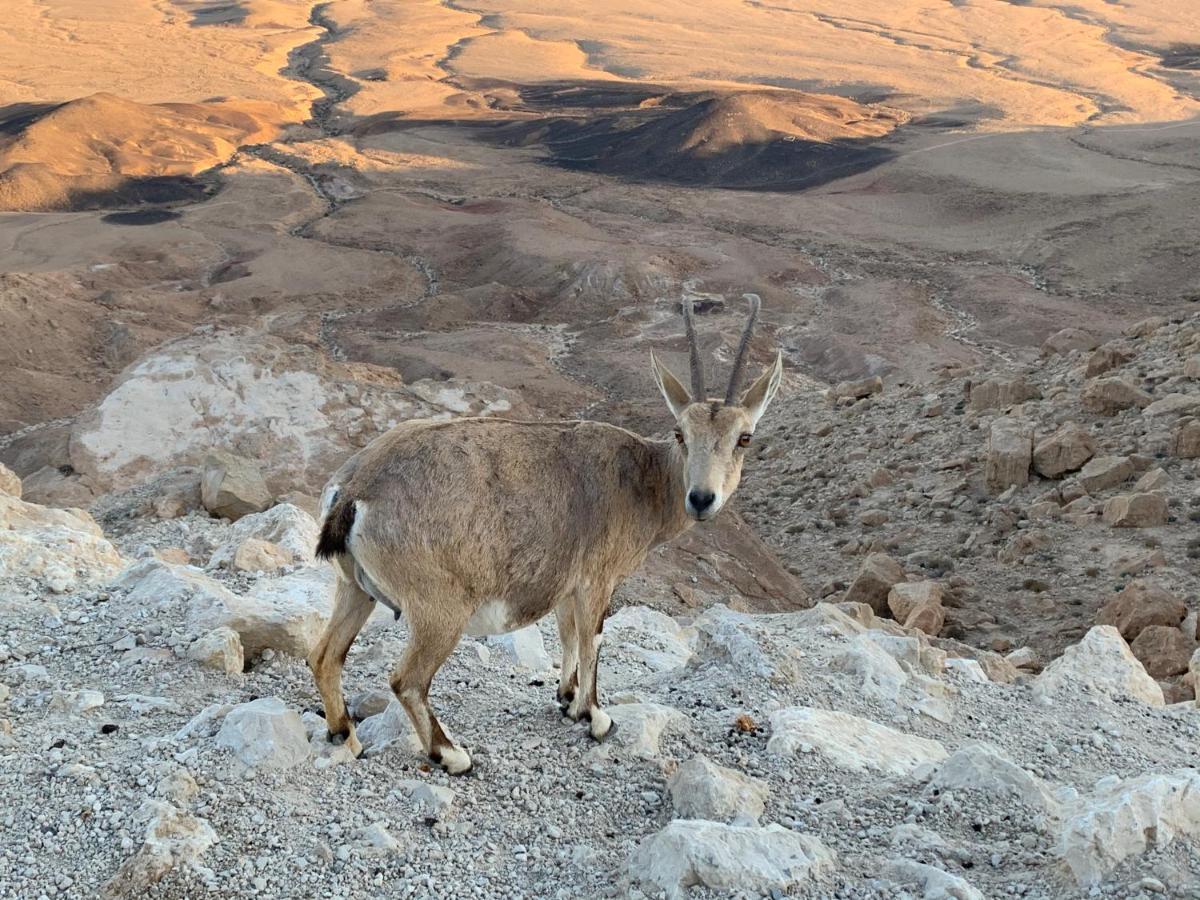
[591,718,617,744]
[328,727,350,745]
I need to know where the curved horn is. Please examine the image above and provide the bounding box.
[682,296,706,400]
[724,293,761,404]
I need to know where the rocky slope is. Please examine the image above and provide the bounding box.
[1,316,1199,899]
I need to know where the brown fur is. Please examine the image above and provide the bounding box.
[307,308,783,774]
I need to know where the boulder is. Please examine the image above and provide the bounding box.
[930,744,1059,813]
[1125,316,1167,337]
[887,581,943,623]
[1129,625,1195,678]
[485,625,552,671]
[186,627,244,675]
[206,503,319,570]
[984,418,1032,494]
[359,822,403,856]
[594,702,688,760]
[602,606,693,672]
[1081,378,1152,416]
[1033,626,1163,707]
[1096,579,1186,640]
[201,451,271,522]
[904,604,945,636]
[1085,345,1132,378]
[1078,456,1134,493]
[20,465,95,508]
[1042,327,1097,356]
[1102,493,1168,528]
[355,699,410,754]
[844,553,906,616]
[191,566,332,658]
[1171,417,1200,458]
[667,755,768,824]
[1143,394,1200,419]
[101,801,217,897]
[627,821,834,899]
[68,329,524,494]
[0,492,124,592]
[215,698,310,770]
[828,376,882,402]
[832,635,909,702]
[967,377,1039,412]
[1059,770,1200,886]
[230,538,292,574]
[1032,423,1095,477]
[1134,468,1169,492]
[884,860,984,900]
[0,462,20,498]
[767,707,947,776]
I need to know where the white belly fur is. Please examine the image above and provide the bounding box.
[464,599,515,637]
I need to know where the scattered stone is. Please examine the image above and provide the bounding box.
[930,743,1059,813]
[1042,327,1097,356]
[1129,625,1195,678]
[627,820,834,899]
[884,859,984,900]
[1080,378,1152,416]
[1032,422,1095,477]
[215,698,310,770]
[1058,769,1200,886]
[186,627,244,675]
[844,553,905,616]
[596,702,688,760]
[967,377,1039,412]
[360,822,403,856]
[207,503,319,569]
[485,625,552,671]
[1078,455,1134,493]
[904,603,945,636]
[984,417,1032,494]
[398,780,456,816]
[667,755,768,824]
[768,707,947,776]
[828,376,883,402]
[101,801,217,897]
[1142,393,1200,418]
[230,538,292,574]
[1171,417,1200,458]
[1085,345,1132,378]
[887,581,942,623]
[192,566,331,658]
[50,689,105,714]
[1096,579,1186,640]
[1033,626,1164,707]
[1102,492,1168,527]
[1134,468,1169,492]
[200,450,271,522]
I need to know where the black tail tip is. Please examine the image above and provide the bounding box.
[315,499,355,559]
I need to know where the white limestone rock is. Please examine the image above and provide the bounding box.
[593,702,689,760]
[1058,769,1200,885]
[884,859,985,900]
[1033,626,1164,707]
[485,625,552,671]
[101,801,217,897]
[832,634,910,702]
[602,606,693,671]
[206,503,319,569]
[929,743,1060,814]
[0,492,124,591]
[186,627,244,675]
[667,755,768,824]
[767,707,947,776]
[627,820,834,899]
[215,698,310,770]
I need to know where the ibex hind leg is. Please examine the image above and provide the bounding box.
[567,590,612,741]
[390,605,473,775]
[554,600,578,710]
[308,574,374,757]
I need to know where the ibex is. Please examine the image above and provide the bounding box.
[309,295,783,774]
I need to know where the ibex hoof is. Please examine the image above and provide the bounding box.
[329,728,364,759]
[431,744,473,776]
[588,709,614,742]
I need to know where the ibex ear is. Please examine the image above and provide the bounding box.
[741,350,783,426]
[650,351,692,419]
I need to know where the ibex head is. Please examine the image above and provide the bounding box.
[650,293,783,521]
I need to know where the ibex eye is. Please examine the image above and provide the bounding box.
[737,433,752,448]
[674,429,685,445]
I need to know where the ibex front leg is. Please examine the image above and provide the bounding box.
[390,603,473,775]
[566,587,612,741]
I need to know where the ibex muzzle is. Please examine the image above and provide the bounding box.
[309,294,783,774]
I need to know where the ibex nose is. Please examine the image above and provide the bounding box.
[687,490,717,516]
